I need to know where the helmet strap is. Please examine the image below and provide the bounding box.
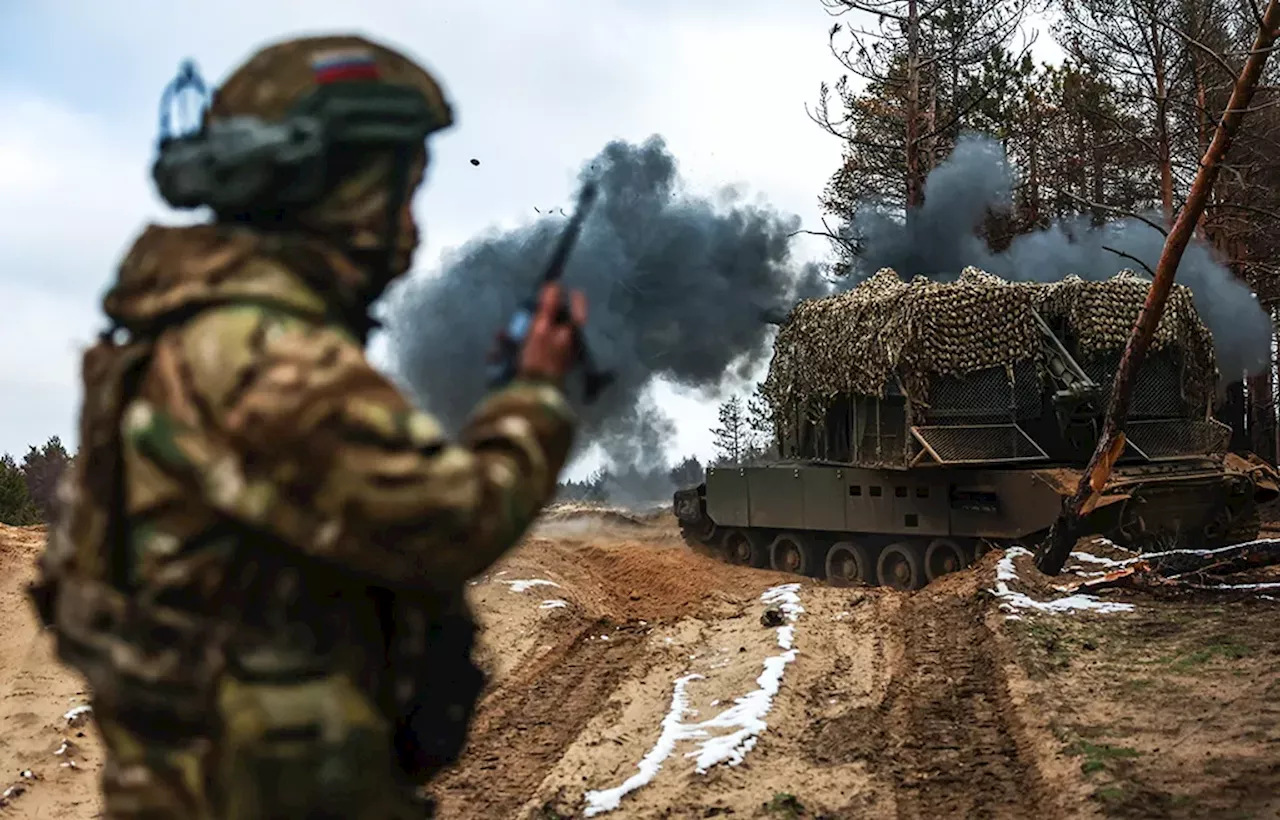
[377,144,415,288]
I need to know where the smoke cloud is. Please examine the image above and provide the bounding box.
[843,133,1273,381]
[384,135,825,477]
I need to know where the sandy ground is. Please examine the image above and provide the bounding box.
[1,511,1278,819]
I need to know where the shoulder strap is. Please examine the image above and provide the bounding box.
[74,327,156,588]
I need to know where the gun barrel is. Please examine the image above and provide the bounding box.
[540,181,599,285]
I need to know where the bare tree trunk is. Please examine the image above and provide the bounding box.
[1028,132,1041,226]
[1193,31,1213,239]
[1150,7,1175,222]
[905,0,925,208]
[1274,310,1280,465]
[1036,0,1280,575]
[1092,140,1106,223]
[1250,369,1275,461]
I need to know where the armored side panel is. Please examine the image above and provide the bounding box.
[705,463,1065,540]
[704,466,750,527]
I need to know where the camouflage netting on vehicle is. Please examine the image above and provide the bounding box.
[762,266,1217,421]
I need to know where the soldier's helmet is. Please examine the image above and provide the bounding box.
[208,34,452,131]
[155,34,453,295]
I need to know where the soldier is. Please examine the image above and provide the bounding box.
[29,34,585,819]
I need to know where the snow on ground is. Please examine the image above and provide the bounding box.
[500,579,562,593]
[582,583,805,817]
[992,547,1135,615]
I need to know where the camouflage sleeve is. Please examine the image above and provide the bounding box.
[158,304,575,589]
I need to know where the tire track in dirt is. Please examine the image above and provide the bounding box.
[878,583,1052,820]
[428,618,649,819]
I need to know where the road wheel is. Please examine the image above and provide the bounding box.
[769,532,821,577]
[825,540,876,587]
[680,515,719,546]
[722,529,769,568]
[689,512,718,543]
[877,541,926,591]
[924,538,969,582]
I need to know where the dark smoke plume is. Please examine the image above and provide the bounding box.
[843,133,1273,381]
[384,135,826,478]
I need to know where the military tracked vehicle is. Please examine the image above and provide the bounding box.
[674,267,1279,590]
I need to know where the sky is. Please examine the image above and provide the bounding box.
[0,1,1062,478]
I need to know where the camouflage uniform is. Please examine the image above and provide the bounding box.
[31,36,575,819]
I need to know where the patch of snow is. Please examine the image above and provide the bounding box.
[1146,539,1280,559]
[63,705,92,723]
[1069,551,1140,568]
[539,599,568,609]
[20,771,32,779]
[53,740,68,756]
[600,635,610,640]
[583,584,805,815]
[1092,537,1139,554]
[762,583,805,624]
[993,548,1134,615]
[582,673,702,817]
[500,578,561,593]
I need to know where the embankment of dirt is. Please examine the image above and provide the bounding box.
[3,506,1278,819]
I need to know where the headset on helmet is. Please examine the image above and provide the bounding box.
[151,59,449,215]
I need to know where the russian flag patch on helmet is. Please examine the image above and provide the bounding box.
[311,48,380,84]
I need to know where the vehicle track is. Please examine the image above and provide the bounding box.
[878,587,1047,819]
[428,619,649,819]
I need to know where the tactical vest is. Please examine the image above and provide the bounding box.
[30,310,482,815]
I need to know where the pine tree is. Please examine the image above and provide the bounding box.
[22,436,71,522]
[668,455,705,488]
[745,383,776,462]
[0,453,40,526]
[712,397,747,464]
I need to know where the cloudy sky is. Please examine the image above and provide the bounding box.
[0,1,1060,478]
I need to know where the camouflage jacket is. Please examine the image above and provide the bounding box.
[35,224,574,747]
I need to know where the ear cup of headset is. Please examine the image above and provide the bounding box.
[152,116,328,213]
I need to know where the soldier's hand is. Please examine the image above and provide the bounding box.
[518,283,588,385]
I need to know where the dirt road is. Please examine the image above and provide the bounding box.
[2,510,1277,819]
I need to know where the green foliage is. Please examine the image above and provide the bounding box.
[764,793,808,818]
[667,455,705,488]
[710,382,774,466]
[0,453,41,526]
[556,457,707,503]
[712,395,746,464]
[22,435,71,521]
[1065,739,1141,775]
